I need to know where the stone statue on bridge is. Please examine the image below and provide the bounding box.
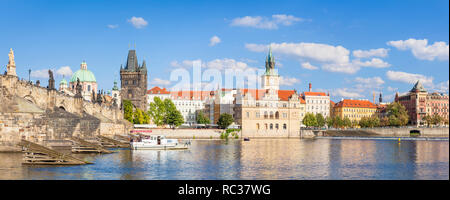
[75,78,82,98]
[48,70,55,90]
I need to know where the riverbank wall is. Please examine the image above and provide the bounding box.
[325,127,449,137]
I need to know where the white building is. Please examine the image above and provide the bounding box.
[303,83,330,118]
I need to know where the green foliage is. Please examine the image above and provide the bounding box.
[316,113,325,127]
[148,97,167,126]
[380,116,389,127]
[164,99,184,128]
[133,109,146,124]
[359,116,380,128]
[123,100,134,123]
[217,113,234,129]
[326,116,333,127]
[302,113,318,127]
[196,111,211,125]
[343,117,352,128]
[386,102,409,126]
[220,131,230,139]
[432,114,443,125]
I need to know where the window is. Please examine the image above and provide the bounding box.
[257,123,260,130]
[270,111,274,119]
[275,111,279,119]
[270,123,273,129]
[246,112,250,118]
[264,111,268,119]
[87,85,91,92]
[256,112,260,118]
[265,123,268,129]
[283,124,287,129]
[275,124,279,130]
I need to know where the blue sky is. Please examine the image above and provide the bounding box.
[1,0,448,102]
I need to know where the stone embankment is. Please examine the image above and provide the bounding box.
[325,127,449,137]
[144,129,228,139]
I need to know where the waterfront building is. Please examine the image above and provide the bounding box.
[303,83,330,118]
[332,99,378,124]
[395,80,449,125]
[147,86,214,125]
[147,86,171,105]
[234,49,302,137]
[120,49,148,111]
[69,61,97,101]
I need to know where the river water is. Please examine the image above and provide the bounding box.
[0,138,448,180]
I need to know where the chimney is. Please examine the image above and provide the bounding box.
[309,83,312,92]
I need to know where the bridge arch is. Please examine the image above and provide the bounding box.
[23,95,36,104]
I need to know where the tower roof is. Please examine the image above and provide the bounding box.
[70,62,96,83]
[410,80,427,93]
[124,50,139,71]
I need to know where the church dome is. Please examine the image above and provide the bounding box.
[70,61,97,83]
[60,78,68,85]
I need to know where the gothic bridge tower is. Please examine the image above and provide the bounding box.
[119,49,148,111]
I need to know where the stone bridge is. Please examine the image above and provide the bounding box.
[0,74,132,151]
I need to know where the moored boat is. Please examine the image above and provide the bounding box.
[130,135,190,150]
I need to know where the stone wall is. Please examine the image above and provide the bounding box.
[325,127,449,137]
[0,75,132,151]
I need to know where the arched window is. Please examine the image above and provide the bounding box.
[256,123,260,130]
[265,123,268,129]
[264,111,268,119]
[275,111,279,119]
[270,111,274,119]
[283,124,287,129]
[270,123,273,129]
[275,124,279,130]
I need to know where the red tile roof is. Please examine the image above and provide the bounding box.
[240,89,300,101]
[147,86,170,94]
[303,92,327,96]
[335,99,377,108]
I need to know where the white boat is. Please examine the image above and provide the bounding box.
[130,135,190,150]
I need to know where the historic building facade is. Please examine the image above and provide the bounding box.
[332,99,378,124]
[395,80,449,125]
[234,49,302,137]
[120,49,148,111]
[303,83,330,118]
[69,61,97,101]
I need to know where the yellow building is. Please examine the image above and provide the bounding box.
[333,99,378,123]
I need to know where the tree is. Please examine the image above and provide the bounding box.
[326,116,333,128]
[164,99,184,128]
[133,109,146,124]
[302,113,318,127]
[432,114,443,126]
[217,113,234,129]
[333,116,343,128]
[343,117,352,128]
[386,102,409,126]
[423,115,433,127]
[316,113,325,128]
[196,111,211,125]
[380,116,389,127]
[148,97,167,126]
[123,100,134,123]
[359,116,369,128]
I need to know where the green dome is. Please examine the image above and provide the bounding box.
[70,69,97,83]
[60,78,68,85]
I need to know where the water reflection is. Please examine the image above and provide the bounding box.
[0,139,447,180]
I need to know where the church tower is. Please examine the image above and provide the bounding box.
[6,48,17,76]
[261,47,280,90]
[120,49,148,111]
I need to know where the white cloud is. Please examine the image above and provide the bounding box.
[150,78,171,86]
[386,70,434,87]
[387,38,449,61]
[332,88,364,98]
[209,36,221,46]
[127,17,148,29]
[31,69,50,79]
[246,42,391,74]
[56,66,73,77]
[352,48,389,58]
[205,58,254,71]
[231,14,303,29]
[352,58,391,68]
[432,80,449,93]
[301,62,318,70]
[280,77,301,86]
[387,86,398,92]
[354,77,384,90]
[107,24,119,29]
